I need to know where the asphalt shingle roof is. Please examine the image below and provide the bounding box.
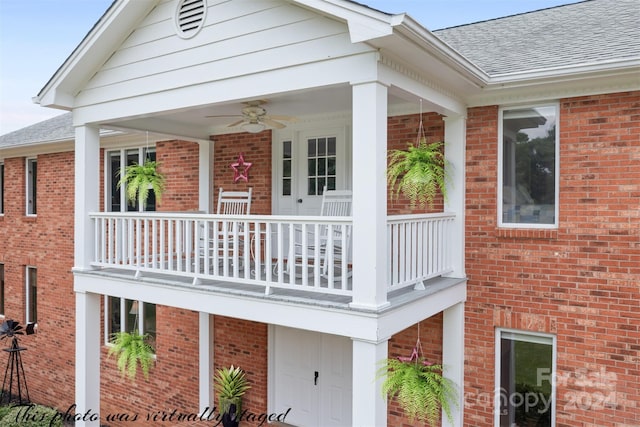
[434,0,640,76]
[0,112,73,148]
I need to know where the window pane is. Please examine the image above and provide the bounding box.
[502,106,556,225]
[283,141,292,159]
[307,139,316,157]
[283,159,291,178]
[327,157,336,175]
[308,178,316,196]
[0,264,4,315]
[27,268,37,323]
[317,158,326,176]
[283,179,291,196]
[318,138,326,156]
[125,299,138,333]
[327,137,336,155]
[27,159,37,215]
[143,302,156,351]
[499,333,553,427]
[308,159,316,176]
[109,152,122,212]
[0,163,4,214]
[126,150,140,212]
[108,297,121,340]
[327,177,336,191]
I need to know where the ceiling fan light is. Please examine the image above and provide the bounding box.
[242,122,266,133]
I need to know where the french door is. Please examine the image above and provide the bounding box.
[274,128,348,216]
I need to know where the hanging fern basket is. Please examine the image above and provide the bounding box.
[117,160,166,209]
[377,337,457,426]
[387,138,450,209]
[107,331,155,381]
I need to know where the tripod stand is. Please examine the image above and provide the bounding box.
[0,336,30,404]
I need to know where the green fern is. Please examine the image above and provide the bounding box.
[117,160,166,208]
[214,365,251,415]
[378,357,458,426]
[108,331,155,381]
[387,138,450,208]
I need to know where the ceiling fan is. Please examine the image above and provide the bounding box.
[207,100,297,133]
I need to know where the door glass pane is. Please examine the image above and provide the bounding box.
[109,152,122,212]
[283,160,291,177]
[143,302,156,350]
[308,178,316,196]
[283,141,292,159]
[283,179,291,196]
[308,139,316,157]
[318,138,326,156]
[328,137,336,156]
[317,158,326,175]
[306,135,337,196]
[282,141,292,196]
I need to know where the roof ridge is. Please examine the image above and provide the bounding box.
[434,0,593,32]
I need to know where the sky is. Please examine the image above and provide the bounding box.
[0,0,584,136]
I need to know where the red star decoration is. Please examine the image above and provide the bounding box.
[231,153,252,183]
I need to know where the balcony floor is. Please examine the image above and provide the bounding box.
[81,267,465,314]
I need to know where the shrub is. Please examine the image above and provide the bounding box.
[0,404,62,427]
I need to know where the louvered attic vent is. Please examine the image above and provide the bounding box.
[175,0,206,39]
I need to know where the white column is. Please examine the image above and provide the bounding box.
[442,302,465,427]
[75,291,101,427]
[352,338,388,426]
[74,124,100,270]
[443,115,466,278]
[199,312,214,412]
[198,141,213,212]
[350,81,389,309]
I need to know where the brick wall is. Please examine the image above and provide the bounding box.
[0,151,76,413]
[213,131,273,215]
[464,91,640,426]
[156,140,201,212]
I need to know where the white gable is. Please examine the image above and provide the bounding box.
[74,0,374,116]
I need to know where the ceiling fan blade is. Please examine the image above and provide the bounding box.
[205,114,243,118]
[227,119,247,128]
[262,118,286,129]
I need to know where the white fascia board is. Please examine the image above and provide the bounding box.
[389,15,489,89]
[291,0,395,42]
[35,0,159,109]
[487,57,640,87]
[471,60,640,106]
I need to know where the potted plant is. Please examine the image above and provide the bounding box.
[107,330,155,381]
[387,138,450,208]
[117,160,166,209]
[378,352,457,426]
[214,365,251,427]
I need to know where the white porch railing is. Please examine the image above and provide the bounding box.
[90,212,454,299]
[387,213,455,292]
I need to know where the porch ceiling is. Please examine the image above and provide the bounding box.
[98,84,420,141]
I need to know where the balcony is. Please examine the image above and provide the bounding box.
[89,212,455,304]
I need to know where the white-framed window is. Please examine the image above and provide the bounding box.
[498,104,559,228]
[1,161,5,215]
[26,158,37,215]
[106,147,156,212]
[0,263,5,316]
[25,266,37,324]
[105,297,156,351]
[495,329,556,427]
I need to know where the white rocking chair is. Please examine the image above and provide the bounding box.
[287,187,352,281]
